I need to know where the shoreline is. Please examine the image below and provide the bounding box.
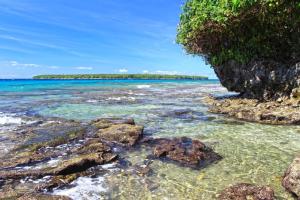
[204,95,300,125]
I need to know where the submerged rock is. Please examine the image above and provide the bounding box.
[96,123,143,146]
[282,156,300,198]
[205,96,300,125]
[145,137,222,169]
[218,183,275,200]
[160,109,205,120]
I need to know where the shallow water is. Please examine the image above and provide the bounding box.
[0,79,299,199]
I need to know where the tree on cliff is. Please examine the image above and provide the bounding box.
[177,0,300,99]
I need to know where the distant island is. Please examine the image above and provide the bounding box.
[33,74,208,80]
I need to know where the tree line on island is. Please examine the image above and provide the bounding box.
[33,74,208,80]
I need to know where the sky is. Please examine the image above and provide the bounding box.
[0,0,216,79]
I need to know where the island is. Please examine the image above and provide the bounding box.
[33,74,208,80]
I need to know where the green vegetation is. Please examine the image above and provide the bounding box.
[177,0,300,66]
[33,74,208,80]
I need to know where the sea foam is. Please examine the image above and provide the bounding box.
[0,112,22,125]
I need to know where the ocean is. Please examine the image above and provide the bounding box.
[0,79,299,199]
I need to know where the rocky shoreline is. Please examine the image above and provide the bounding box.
[204,94,300,125]
[0,117,223,199]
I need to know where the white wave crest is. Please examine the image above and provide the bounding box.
[136,85,151,89]
[0,113,22,125]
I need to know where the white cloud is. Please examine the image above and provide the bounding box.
[154,70,179,75]
[8,60,40,68]
[48,66,60,69]
[119,68,128,73]
[141,70,180,75]
[75,66,93,70]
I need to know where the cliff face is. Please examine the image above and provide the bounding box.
[214,60,300,100]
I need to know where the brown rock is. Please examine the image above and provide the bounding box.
[204,96,300,125]
[96,124,143,146]
[218,183,275,200]
[52,152,117,176]
[282,156,300,198]
[148,137,222,169]
[91,118,135,129]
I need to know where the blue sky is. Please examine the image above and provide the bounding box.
[0,0,216,78]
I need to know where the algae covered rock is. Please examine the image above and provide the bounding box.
[92,118,135,129]
[218,183,275,200]
[282,156,300,198]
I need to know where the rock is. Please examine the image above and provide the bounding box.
[218,183,275,200]
[0,140,117,179]
[96,124,143,146]
[291,87,300,99]
[91,118,135,129]
[75,138,112,154]
[53,152,117,176]
[37,171,94,191]
[205,96,300,125]
[17,193,72,200]
[161,109,205,120]
[214,60,300,100]
[282,156,300,198]
[146,137,222,169]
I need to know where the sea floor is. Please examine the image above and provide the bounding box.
[0,79,299,199]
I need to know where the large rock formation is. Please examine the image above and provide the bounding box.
[214,60,300,100]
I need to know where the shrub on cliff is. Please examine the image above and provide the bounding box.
[177,0,300,67]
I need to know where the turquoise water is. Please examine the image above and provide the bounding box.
[0,79,299,199]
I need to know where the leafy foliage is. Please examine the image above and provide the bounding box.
[177,0,300,66]
[33,74,208,80]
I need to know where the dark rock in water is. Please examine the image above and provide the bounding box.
[96,123,143,146]
[282,156,300,198]
[161,109,205,120]
[218,183,275,200]
[214,60,300,100]
[145,137,222,169]
[17,193,72,200]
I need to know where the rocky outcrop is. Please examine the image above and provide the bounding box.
[214,60,300,100]
[204,96,300,125]
[218,183,275,200]
[282,156,300,198]
[144,137,222,169]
